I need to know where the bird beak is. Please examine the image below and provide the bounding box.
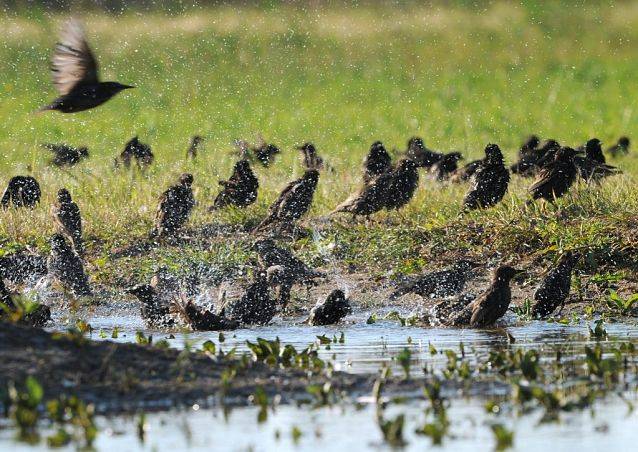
[121,84,135,90]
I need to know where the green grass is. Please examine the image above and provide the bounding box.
[1,2,637,285]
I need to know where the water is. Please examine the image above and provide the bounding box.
[4,309,638,450]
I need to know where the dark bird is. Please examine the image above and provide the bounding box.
[265,265,296,310]
[390,260,479,301]
[0,279,51,327]
[172,294,238,331]
[606,136,630,158]
[253,169,319,232]
[1,176,41,209]
[252,239,324,282]
[47,234,91,296]
[222,271,276,325]
[210,160,259,210]
[235,137,280,167]
[118,136,154,169]
[52,188,83,255]
[573,139,621,182]
[150,173,195,239]
[126,284,173,327]
[38,19,134,113]
[331,171,393,218]
[431,152,463,181]
[463,144,510,210]
[511,139,559,177]
[363,141,392,185]
[42,143,89,167]
[450,159,482,183]
[446,266,521,328]
[297,142,325,170]
[531,252,580,319]
[307,289,352,326]
[385,158,420,211]
[421,293,475,326]
[0,251,47,284]
[186,135,204,159]
[404,137,442,168]
[528,147,579,203]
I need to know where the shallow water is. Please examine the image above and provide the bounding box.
[4,309,638,450]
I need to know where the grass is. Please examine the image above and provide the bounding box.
[1,1,638,286]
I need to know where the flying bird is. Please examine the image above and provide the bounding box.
[52,188,83,255]
[363,141,392,184]
[527,147,578,203]
[307,289,352,326]
[531,251,580,319]
[390,260,479,300]
[463,144,510,210]
[150,173,195,239]
[47,234,92,296]
[253,169,319,232]
[445,266,521,328]
[210,160,259,210]
[42,143,89,167]
[39,18,134,113]
[1,176,41,209]
[606,136,630,158]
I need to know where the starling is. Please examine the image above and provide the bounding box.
[450,159,482,183]
[531,252,580,319]
[38,19,134,113]
[0,279,51,327]
[421,293,475,326]
[446,265,521,328]
[390,260,478,300]
[252,239,324,281]
[405,137,443,168]
[578,138,606,164]
[253,169,319,232]
[528,147,578,203]
[266,265,296,310]
[606,136,630,158]
[463,144,510,210]
[126,284,174,327]
[363,141,392,184]
[297,142,325,170]
[331,171,393,218]
[47,234,91,296]
[210,160,259,210]
[307,289,352,326]
[574,139,621,182]
[431,152,463,181]
[0,251,47,284]
[1,176,41,209]
[52,188,83,255]
[235,137,280,167]
[42,143,89,167]
[222,271,276,325]
[150,173,195,239]
[119,136,154,169]
[186,135,204,160]
[172,294,238,331]
[511,139,559,176]
[385,158,420,211]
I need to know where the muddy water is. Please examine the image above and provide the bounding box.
[3,309,638,450]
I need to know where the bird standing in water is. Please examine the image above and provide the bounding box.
[390,260,479,300]
[531,252,580,318]
[39,18,134,113]
[445,266,521,328]
[150,174,195,239]
[307,289,352,326]
[47,234,92,296]
[52,188,83,256]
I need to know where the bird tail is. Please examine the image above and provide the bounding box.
[34,104,56,115]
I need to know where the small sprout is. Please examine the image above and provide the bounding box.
[491,424,514,450]
[137,413,147,443]
[111,327,119,339]
[366,313,377,324]
[201,340,216,355]
[589,319,607,340]
[291,426,303,444]
[396,348,412,380]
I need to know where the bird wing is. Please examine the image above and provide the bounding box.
[51,18,99,95]
[527,167,556,193]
